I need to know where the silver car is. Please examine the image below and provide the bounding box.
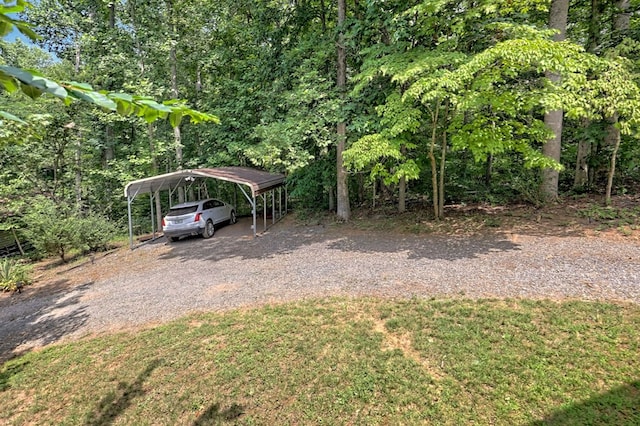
[162,198,236,242]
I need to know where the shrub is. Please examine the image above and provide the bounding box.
[76,213,120,253]
[22,198,79,262]
[0,257,31,292]
[22,197,121,262]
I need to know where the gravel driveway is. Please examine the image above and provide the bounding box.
[1,216,639,362]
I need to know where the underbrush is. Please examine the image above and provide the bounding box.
[0,257,31,292]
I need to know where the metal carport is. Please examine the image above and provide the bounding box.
[124,167,286,248]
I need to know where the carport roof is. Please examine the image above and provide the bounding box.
[124,167,285,198]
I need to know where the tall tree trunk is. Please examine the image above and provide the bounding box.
[429,102,440,219]
[319,0,327,33]
[605,119,621,206]
[398,145,406,213]
[541,0,569,202]
[613,0,630,37]
[439,124,447,218]
[575,0,602,189]
[336,0,350,220]
[75,128,82,209]
[574,121,591,188]
[149,124,163,230]
[605,0,630,204]
[485,154,493,187]
[167,0,184,202]
[108,1,115,28]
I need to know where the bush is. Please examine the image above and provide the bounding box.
[0,257,31,292]
[22,198,78,262]
[76,212,120,253]
[22,197,121,262]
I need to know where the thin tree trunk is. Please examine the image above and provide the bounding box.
[398,145,406,213]
[439,124,447,218]
[149,124,163,230]
[108,1,115,28]
[574,128,591,188]
[575,0,602,189]
[336,0,350,220]
[328,185,335,211]
[429,102,440,220]
[167,0,184,202]
[319,0,327,33]
[605,119,620,206]
[485,154,493,186]
[604,0,630,205]
[75,129,82,209]
[398,176,406,213]
[541,0,569,202]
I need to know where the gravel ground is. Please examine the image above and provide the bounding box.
[1,216,639,362]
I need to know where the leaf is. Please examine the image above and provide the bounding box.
[143,108,160,123]
[0,111,26,124]
[65,81,94,91]
[169,111,183,128]
[137,99,173,113]
[109,93,134,103]
[21,84,42,99]
[0,71,19,93]
[0,66,68,99]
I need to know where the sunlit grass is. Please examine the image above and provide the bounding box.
[1,298,639,425]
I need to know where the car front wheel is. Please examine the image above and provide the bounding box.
[230,210,237,224]
[202,220,215,239]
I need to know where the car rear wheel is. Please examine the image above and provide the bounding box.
[202,219,215,238]
[230,210,237,224]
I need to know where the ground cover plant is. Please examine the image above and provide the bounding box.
[1,297,638,425]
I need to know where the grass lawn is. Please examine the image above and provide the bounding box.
[1,297,639,425]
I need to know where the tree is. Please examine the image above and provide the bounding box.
[0,2,218,129]
[335,0,350,220]
[541,0,570,202]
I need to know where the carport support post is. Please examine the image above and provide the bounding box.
[150,191,156,239]
[263,193,267,232]
[127,195,134,249]
[272,189,275,224]
[252,195,257,237]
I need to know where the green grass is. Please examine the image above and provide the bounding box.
[2,298,639,425]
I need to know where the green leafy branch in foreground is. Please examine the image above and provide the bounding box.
[0,1,219,127]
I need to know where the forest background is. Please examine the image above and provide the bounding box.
[1,0,640,258]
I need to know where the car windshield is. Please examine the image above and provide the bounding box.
[166,206,198,216]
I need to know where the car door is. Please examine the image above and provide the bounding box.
[211,199,226,224]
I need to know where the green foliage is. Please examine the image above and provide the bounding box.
[21,198,78,262]
[21,197,119,262]
[2,0,640,221]
[75,212,121,253]
[0,257,31,292]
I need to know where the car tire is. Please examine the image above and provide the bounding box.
[168,236,179,242]
[230,210,237,224]
[202,219,215,239]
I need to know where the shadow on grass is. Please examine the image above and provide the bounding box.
[0,280,92,363]
[0,358,29,391]
[159,216,520,263]
[193,402,244,425]
[531,380,640,425]
[85,359,162,426]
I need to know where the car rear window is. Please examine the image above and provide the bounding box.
[167,206,198,216]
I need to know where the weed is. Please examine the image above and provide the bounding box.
[0,258,31,292]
